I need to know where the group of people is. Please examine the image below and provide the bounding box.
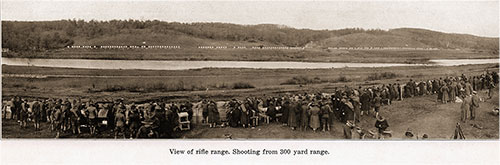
[2,98,194,139]
[2,71,497,139]
[200,71,497,139]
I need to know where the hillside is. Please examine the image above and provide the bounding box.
[2,20,498,52]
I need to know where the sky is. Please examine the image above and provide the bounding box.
[1,0,499,37]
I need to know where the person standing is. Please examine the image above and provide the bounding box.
[464,80,473,96]
[13,97,22,122]
[32,99,42,131]
[287,100,298,130]
[114,109,126,139]
[460,95,472,122]
[372,93,382,116]
[440,84,449,104]
[266,101,277,122]
[87,103,98,135]
[20,99,29,128]
[280,100,290,125]
[470,91,480,120]
[350,95,361,123]
[308,103,320,132]
[228,100,240,128]
[70,100,81,135]
[207,101,218,128]
[319,100,332,132]
[449,81,457,102]
[240,102,249,128]
[299,100,309,131]
[487,78,495,99]
[360,90,371,116]
[53,105,63,138]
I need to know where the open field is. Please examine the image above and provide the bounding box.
[2,63,498,102]
[4,48,498,63]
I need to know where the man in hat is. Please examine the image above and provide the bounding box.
[343,120,355,139]
[114,109,127,139]
[53,104,63,138]
[127,105,141,139]
[372,93,382,117]
[375,114,389,139]
[470,91,480,120]
[70,100,82,135]
[299,99,309,131]
[308,102,321,132]
[266,101,277,122]
[86,102,98,135]
[207,101,219,128]
[403,128,416,140]
[319,99,332,132]
[240,101,249,128]
[136,118,158,138]
[461,94,472,122]
[288,99,298,130]
[32,99,42,131]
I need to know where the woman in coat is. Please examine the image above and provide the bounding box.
[240,103,249,128]
[280,100,290,125]
[287,100,298,130]
[299,101,309,131]
[207,101,218,128]
[440,84,449,104]
[309,103,321,132]
[228,102,241,128]
[266,102,277,122]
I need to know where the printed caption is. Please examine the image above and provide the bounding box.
[169,148,330,156]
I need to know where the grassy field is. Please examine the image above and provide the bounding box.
[4,48,498,63]
[2,63,498,102]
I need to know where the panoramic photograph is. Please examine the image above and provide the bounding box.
[1,1,498,140]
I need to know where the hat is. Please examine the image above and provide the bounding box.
[405,128,414,137]
[141,118,154,125]
[376,115,385,122]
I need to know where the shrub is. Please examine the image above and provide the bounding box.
[233,82,255,89]
[365,72,398,81]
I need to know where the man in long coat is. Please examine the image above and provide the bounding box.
[440,84,449,104]
[360,90,371,116]
[240,102,249,128]
[308,103,321,132]
[449,81,457,102]
[299,100,309,131]
[287,100,298,130]
[470,92,480,120]
[280,100,290,124]
[460,95,472,122]
[207,101,218,128]
[319,100,332,131]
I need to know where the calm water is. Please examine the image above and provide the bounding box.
[1,58,497,70]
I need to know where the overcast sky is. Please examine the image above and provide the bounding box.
[1,0,498,37]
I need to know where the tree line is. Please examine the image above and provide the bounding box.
[1,20,388,51]
[2,19,496,52]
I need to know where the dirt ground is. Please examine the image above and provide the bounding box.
[180,89,499,140]
[2,89,497,139]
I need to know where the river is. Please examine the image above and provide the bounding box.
[1,58,497,70]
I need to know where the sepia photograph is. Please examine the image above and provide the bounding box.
[1,0,498,142]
